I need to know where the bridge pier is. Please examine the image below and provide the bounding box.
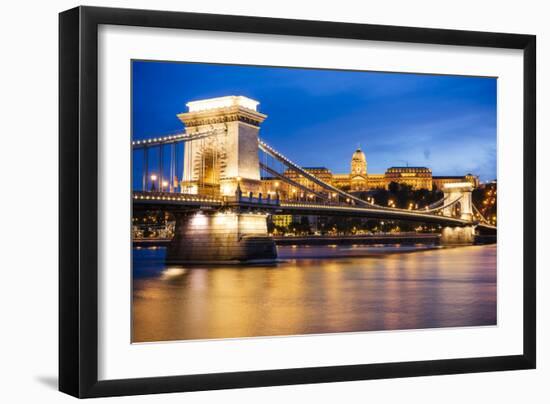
[166,210,277,263]
[440,226,475,246]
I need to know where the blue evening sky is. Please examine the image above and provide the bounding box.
[132,61,497,181]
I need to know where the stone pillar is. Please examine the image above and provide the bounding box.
[440,226,475,246]
[166,211,277,263]
[442,182,474,221]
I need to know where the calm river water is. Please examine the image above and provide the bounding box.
[132,244,496,342]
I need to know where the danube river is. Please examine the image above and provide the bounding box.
[132,244,496,342]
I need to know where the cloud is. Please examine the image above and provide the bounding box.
[423,148,431,160]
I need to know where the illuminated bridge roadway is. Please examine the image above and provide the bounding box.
[132,191,497,231]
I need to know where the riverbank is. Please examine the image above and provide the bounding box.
[273,233,438,246]
[275,234,496,246]
[133,233,496,247]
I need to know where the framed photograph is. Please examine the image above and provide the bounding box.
[59,6,536,398]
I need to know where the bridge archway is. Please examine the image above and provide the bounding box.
[452,201,462,218]
[200,148,218,184]
[194,142,225,196]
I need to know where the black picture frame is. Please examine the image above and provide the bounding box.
[59,6,536,398]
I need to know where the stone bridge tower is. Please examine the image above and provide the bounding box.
[177,96,267,197]
[167,96,276,263]
[442,182,474,221]
[441,182,475,245]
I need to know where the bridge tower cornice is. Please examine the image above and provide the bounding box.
[177,105,267,128]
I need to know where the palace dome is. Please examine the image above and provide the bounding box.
[351,147,367,175]
[352,148,366,162]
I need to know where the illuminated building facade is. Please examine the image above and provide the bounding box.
[285,167,334,193]
[261,167,335,201]
[385,167,433,190]
[260,146,480,197]
[366,174,386,189]
[271,215,293,228]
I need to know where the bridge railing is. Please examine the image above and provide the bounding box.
[133,190,455,213]
[132,191,223,204]
[227,190,281,206]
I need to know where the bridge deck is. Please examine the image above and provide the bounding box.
[132,192,490,228]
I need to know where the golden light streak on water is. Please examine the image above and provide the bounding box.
[132,244,496,343]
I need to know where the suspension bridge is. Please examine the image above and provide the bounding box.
[132,95,496,263]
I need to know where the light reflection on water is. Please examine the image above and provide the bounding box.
[132,244,496,343]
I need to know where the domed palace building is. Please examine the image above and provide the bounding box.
[261,146,479,198]
[332,146,388,191]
